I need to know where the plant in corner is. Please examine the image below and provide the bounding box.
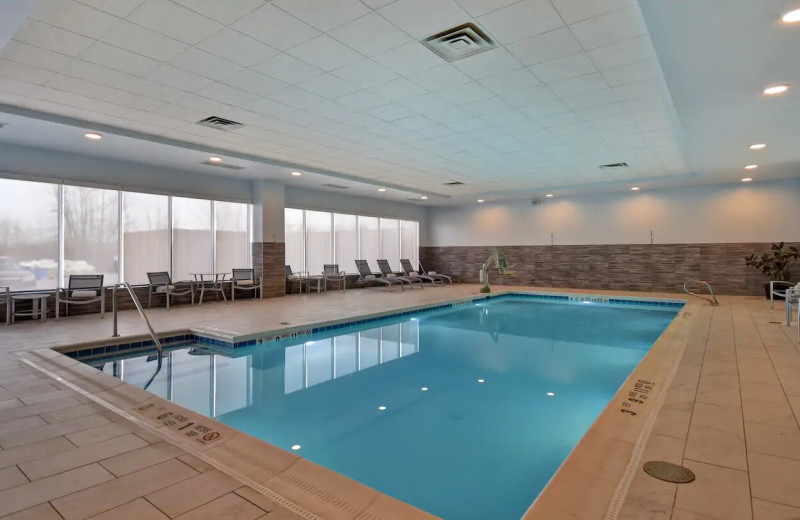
[744,242,799,299]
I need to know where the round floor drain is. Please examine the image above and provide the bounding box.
[643,461,695,483]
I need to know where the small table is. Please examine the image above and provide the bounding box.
[306,275,324,294]
[11,293,50,323]
[191,273,229,306]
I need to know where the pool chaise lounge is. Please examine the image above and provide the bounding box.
[377,259,423,289]
[355,259,406,291]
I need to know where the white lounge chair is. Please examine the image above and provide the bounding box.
[146,272,194,309]
[355,260,405,291]
[418,260,453,284]
[56,274,105,319]
[377,259,422,289]
[401,259,442,286]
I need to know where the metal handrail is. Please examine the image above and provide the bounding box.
[683,280,719,306]
[112,282,163,389]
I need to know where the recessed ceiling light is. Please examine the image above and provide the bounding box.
[782,8,800,23]
[546,392,555,396]
[763,84,789,95]
[744,164,758,170]
[477,379,485,383]
[545,193,554,198]
[84,132,102,140]
[630,186,640,191]
[749,143,766,150]
[291,444,301,450]
[208,156,222,163]
[420,196,428,200]
[378,188,386,192]
[291,171,302,177]
[421,387,428,391]
[477,199,484,203]
[741,177,753,182]
[378,405,387,411]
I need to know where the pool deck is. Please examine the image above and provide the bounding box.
[1,285,799,520]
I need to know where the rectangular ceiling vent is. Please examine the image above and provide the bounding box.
[321,183,349,190]
[443,181,465,186]
[201,160,245,170]
[196,116,244,131]
[599,162,629,170]
[421,22,496,62]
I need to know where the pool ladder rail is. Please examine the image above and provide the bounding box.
[683,280,719,306]
[111,282,164,389]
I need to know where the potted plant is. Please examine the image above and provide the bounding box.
[745,242,799,299]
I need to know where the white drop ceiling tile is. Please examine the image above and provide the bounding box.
[588,113,634,130]
[298,73,360,98]
[1,41,71,73]
[333,110,383,128]
[529,53,599,85]
[337,90,390,110]
[31,0,121,39]
[287,35,364,72]
[477,0,564,44]
[268,86,326,110]
[459,96,511,116]
[103,89,164,111]
[328,12,410,57]
[399,93,454,113]
[59,59,133,88]
[146,63,215,92]
[480,108,528,126]
[569,5,647,51]
[169,48,243,81]
[453,48,522,81]
[368,103,415,121]
[477,67,540,96]
[12,20,94,57]
[330,59,398,88]
[534,111,582,128]
[518,99,571,118]
[587,35,655,71]
[122,78,185,103]
[506,28,583,67]
[273,0,370,32]
[196,82,258,106]
[46,74,115,99]
[81,42,159,75]
[548,72,607,98]
[171,0,265,25]
[562,88,617,110]
[379,0,471,39]
[453,0,518,17]
[435,81,493,105]
[77,0,146,17]
[196,29,279,67]
[550,0,634,24]
[252,53,324,85]
[501,86,557,108]
[102,21,190,62]
[372,42,442,77]
[128,0,222,45]
[602,59,662,87]
[368,77,427,102]
[220,68,286,96]
[575,102,625,121]
[231,4,319,51]
[406,64,472,91]
[612,79,668,102]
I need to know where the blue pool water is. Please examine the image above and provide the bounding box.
[93,297,678,519]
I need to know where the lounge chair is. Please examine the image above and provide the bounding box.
[401,259,442,286]
[377,259,423,289]
[1,286,9,326]
[355,260,405,291]
[770,281,795,309]
[418,260,453,284]
[323,264,346,292]
[285,265,308,294]
[56,274,105,319]
[230,268,261,301]
[146,272,194,309]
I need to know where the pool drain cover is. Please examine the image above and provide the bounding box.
[643,461,695,483]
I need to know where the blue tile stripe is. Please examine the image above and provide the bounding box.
[66,292,684,360]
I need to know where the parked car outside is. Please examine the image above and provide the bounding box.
[0,256,37,290]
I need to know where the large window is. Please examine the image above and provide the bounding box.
[284,209,419,275]
[0,176,250,290]
[0,178,58,290]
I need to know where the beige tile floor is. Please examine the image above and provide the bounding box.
[1,285,800,519]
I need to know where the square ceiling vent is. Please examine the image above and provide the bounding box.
[421,22,496,62]
[196,116,244,132]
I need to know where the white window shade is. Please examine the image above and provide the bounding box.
[334,213,357,273]
[215,201,249,273]
[123,192,169,285]
[63,185,119,286]
[284,208,305,272]
[379,218,400,271]
[172,197,212,282]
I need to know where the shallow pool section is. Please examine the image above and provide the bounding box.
[91,297,679,520]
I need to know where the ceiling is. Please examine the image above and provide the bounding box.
[0,0,797,205]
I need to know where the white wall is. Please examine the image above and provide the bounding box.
[427,178,800,247]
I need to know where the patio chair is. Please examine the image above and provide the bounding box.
[56,274,105,319]
[323,264,346,292]
[1,286,8,326]
[377,259,423,289]
[418,260,453,284]
[786,284,799,341]
[146,272,194,309]
[231,268,261,301]
[401,259,442,286]
[286,265,308,294]
[770,281,795,309]
[355,260,405,291]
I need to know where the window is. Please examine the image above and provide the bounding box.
[400,220,419,271]
[0,178,58,290]
[284,208,304,272]
[379,218,400,271]
[215,201,249,273]
[334,213,357,273]
[63,185,119,285]
[123,192,169,285]
[358,216,379,267]
[305,210,332,276]
[172,197,212,282]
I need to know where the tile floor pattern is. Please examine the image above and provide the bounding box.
[1,286,800,519]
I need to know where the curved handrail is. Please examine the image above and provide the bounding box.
[683,280,719,306]
[112,282,163,389]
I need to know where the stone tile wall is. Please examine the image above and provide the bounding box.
[252,241,285,299]
[420,242,800,296]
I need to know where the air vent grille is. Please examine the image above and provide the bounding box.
[421,22,496,62]
[321,183,349,190]
[599,162,629,169]
[201,160,245,170]
[196,116,244,132]
[443,181,465,186]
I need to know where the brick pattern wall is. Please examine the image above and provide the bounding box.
[420,242,800,296]
[253,241,286,299]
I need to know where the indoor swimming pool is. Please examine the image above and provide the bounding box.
[89,296,680,520]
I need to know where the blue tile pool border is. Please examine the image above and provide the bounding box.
[61,291,685,361]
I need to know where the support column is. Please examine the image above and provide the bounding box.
[252,180,286,298]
